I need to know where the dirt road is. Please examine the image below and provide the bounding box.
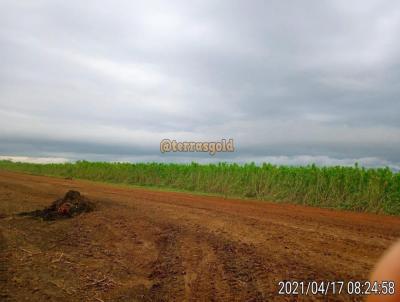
[0,171,399,301]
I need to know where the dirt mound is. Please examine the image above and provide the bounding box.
[18,190,94,220]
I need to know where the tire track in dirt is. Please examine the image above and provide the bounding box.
[145,224,186,302]
[0,229,10,301]
[180,235,222,302]
[206,235,267,301]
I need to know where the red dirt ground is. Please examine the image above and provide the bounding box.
[0,171,399,301]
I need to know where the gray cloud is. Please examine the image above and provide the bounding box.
[0,0,399,168]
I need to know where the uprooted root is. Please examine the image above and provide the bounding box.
[18,190,95,221]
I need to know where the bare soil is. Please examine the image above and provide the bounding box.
[0,171,399,301]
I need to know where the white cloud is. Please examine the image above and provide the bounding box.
[248,155,399,169]
[0,155,69,164]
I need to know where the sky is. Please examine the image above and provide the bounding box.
[0,0,399,168]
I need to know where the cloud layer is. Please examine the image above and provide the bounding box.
[1,0,399,167]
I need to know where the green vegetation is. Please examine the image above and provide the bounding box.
[1,160,399,215]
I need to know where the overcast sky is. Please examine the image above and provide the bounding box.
[1,0,399,168]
